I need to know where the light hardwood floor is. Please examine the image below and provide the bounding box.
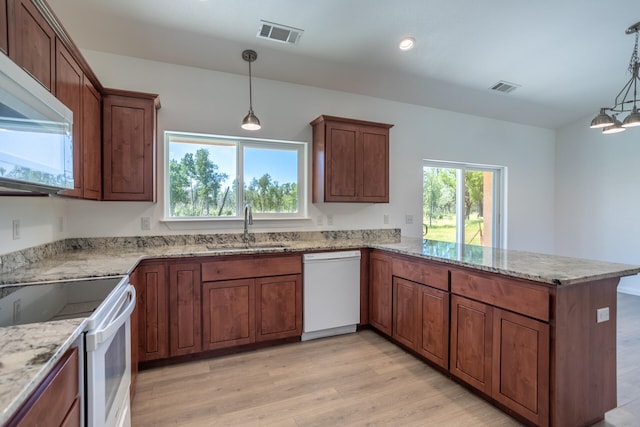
[132,292,640,426]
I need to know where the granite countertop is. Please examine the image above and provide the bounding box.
[0,319,85,425]
[1,229,640,424]
[373,238,640,285]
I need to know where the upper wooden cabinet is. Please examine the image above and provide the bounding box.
[7,0,55,91]
[1,0,8,54]
[311,115,392,203]
[55,40,83,197]
[82,78,102,200]
[102,89,160,201]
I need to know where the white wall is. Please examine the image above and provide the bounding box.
[556,118,640,294]
[0,196,67,252]
[1,50,557,256]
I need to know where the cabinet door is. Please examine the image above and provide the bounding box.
[103,92,158,201]
[8,0,55,91]
[202,279,255,350]
[55,40,83,197]
[492,308,549,426]
[1,0,7,54]
[360,125,389,202]
[369,251,393,336]
[450,295,492,395]
[82,78,101,200]
[135,263,169,361]
[392,277,419,349]
[325,121,359,201]
[255,274,302,341]
[418,284,449,369]
[169,262,202,356]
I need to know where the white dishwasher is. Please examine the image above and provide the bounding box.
[302,250,361,341]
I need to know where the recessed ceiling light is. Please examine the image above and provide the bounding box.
[399,37,415,51]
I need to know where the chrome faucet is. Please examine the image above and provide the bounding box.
[243,203,253,244]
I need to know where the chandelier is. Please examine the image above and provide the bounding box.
[590,21,640,134]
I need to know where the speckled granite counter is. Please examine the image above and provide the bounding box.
[0,319,85,425]
[2,229,640,425]
[373,238,640,285]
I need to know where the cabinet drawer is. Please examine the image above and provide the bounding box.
[392,257,448,291]
[202,254,302,282]
[450,269,550,322]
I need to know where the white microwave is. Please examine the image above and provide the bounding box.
[0,53,73,194]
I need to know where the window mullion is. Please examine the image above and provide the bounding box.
[237,142,244,218]
[456,168,465,245]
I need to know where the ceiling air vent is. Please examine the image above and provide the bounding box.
[257,20,303,45]
[490,81,521,94]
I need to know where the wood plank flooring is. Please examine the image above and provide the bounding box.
[132,292,640,426]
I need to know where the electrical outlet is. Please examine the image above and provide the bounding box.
[327,214,334,226]
[141,216,151,230]
[317,215,324,226]
[405,214,413,224]
[597,307,610,323]
[383,214,389,225]
[57,216,64,233]
[12,220,20,240]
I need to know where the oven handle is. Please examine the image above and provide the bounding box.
[86,284,136,352]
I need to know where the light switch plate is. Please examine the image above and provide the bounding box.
[597,307,610,323]
[12,219,20,240]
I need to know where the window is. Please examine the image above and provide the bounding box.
[165,131,307,219]
[423,160,505,248]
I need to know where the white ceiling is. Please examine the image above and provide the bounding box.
[48,0,640,129]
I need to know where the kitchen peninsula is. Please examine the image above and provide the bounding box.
[1,230,639,427]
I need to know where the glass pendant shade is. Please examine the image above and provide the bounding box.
[242,109,261,130]
[590,109,614,128]
[602,116,626,134]
[622,107,640,127]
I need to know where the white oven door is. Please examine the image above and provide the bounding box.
[86,284,136,427]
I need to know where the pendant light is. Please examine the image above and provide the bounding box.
[590,21,640,134]
[241,50,261,131]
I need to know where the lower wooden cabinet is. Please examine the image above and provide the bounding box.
[450,294,549,426]
[255,274,302,341]
[134,254,303,363]
[202,279,255,350]
[7,347,79,427]
[392,277,449,370]
[134,262,169,362]
[450,295,493,395]
[169,262,202,356]
[369,251,392,335]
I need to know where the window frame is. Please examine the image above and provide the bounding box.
[164,131,308,221]
[422,159,507,249]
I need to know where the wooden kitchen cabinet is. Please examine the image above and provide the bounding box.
[311,115,392,203]
[169,262,202,356]
[492,307,549,427]
[450,268,550,426]
[202,278,255,350]
[6,347,79,427]
[392,277,450,370]
[202,254,303,346]
[391,255,450,369]
[102,89,160,201]
[255,274,302,341]
[55,40,83,198]
[369,250,393,336]
[133,262,169,362]
[7,0,55,91]
[1,0,8,54]
[450,294,493,395]
[82,78,102,200]
[392,277,420,349]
